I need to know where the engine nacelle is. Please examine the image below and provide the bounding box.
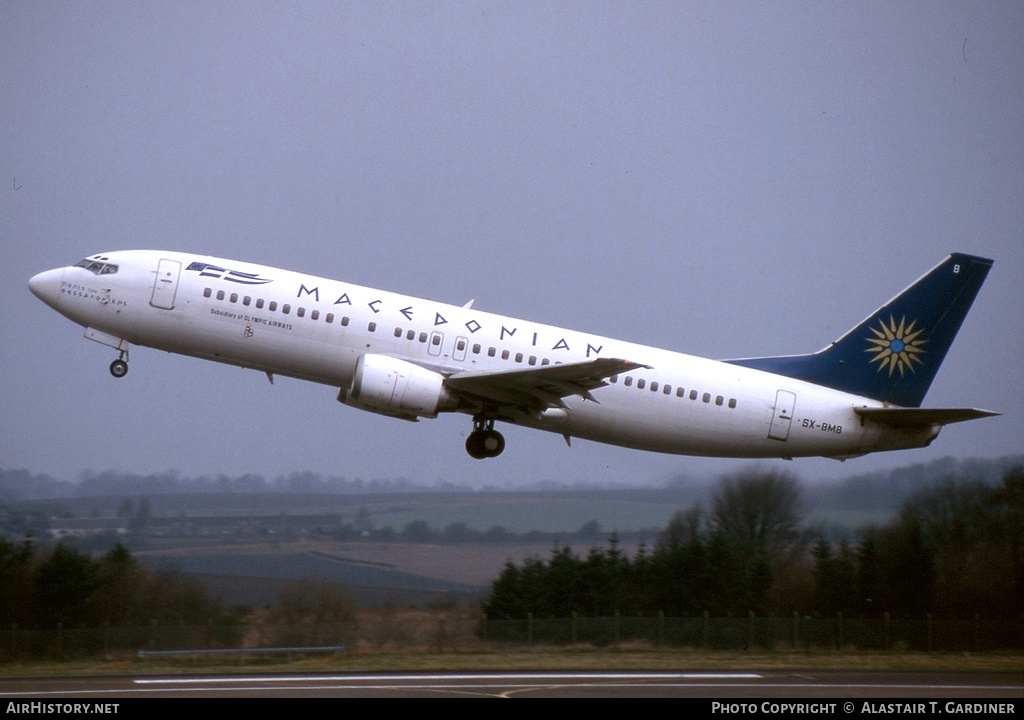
[338,353,451,420]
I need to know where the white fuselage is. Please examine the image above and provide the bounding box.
[31,250,940,460]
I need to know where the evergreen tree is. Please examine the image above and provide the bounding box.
[34,544,100,628]
[0,540,36,627]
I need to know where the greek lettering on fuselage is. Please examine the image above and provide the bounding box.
[295,282,604,358]
[60,282,127,307]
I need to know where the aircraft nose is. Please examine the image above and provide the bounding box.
[29,268,64,310]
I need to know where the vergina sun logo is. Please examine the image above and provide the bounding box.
[865,315,928,377]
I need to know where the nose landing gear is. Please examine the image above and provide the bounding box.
[109,350,129,378]
[466,416,505,459]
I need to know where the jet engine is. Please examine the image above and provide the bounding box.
[338,353,454,420]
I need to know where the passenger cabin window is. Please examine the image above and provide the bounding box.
[203,288,212,298]
[256,299,265,309]
[368,322,377,332]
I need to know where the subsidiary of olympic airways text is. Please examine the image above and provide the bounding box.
[6,704,119,714]
[712,702,1015,714]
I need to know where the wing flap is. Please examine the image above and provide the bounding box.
[446,357,649,413]
[854,407,999,428]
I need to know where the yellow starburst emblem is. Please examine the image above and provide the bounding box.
[866,315,927,377]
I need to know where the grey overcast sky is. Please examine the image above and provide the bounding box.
[2,1,1021,488]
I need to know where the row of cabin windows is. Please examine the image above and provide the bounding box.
[205,289,726,403]
[207,287,551,365]
[391,326,439,346]
[204,287,351,326]
[484,346,550,366]
[476,341,550,366]
[609,375,737,409]
[390,326,553,365]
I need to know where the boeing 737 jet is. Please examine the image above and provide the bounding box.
[29,251,996,460]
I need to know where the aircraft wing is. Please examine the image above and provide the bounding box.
[854,407,1000,428]
[446,358,649,413]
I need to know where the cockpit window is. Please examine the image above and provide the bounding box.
[75,259,118,275]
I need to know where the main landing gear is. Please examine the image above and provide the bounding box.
[109,351,129,378]
[466,416,505,459]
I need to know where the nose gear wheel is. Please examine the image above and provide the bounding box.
[109,350,129,378]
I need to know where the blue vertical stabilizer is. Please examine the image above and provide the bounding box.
[726,253,993,407]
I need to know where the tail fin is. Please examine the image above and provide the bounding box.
[727,253,993,407]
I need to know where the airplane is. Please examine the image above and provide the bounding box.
[29,250,997,460]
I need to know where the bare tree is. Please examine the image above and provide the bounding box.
[709,469,806,613]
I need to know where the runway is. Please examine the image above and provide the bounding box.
[2,670,1022,699]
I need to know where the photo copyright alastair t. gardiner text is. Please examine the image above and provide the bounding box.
[711,702,1016,715]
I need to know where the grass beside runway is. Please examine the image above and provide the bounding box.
[2,648,1022,678]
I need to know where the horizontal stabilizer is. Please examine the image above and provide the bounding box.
[854,406,999,428]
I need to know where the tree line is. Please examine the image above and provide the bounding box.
[484,467,1023,621]
[0,468,486,501]
[0,541,359,659]
[0,540,238,630]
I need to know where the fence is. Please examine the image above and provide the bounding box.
[2,611,1022,661]
[481,612,1024,652]
[1,622,249,662]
